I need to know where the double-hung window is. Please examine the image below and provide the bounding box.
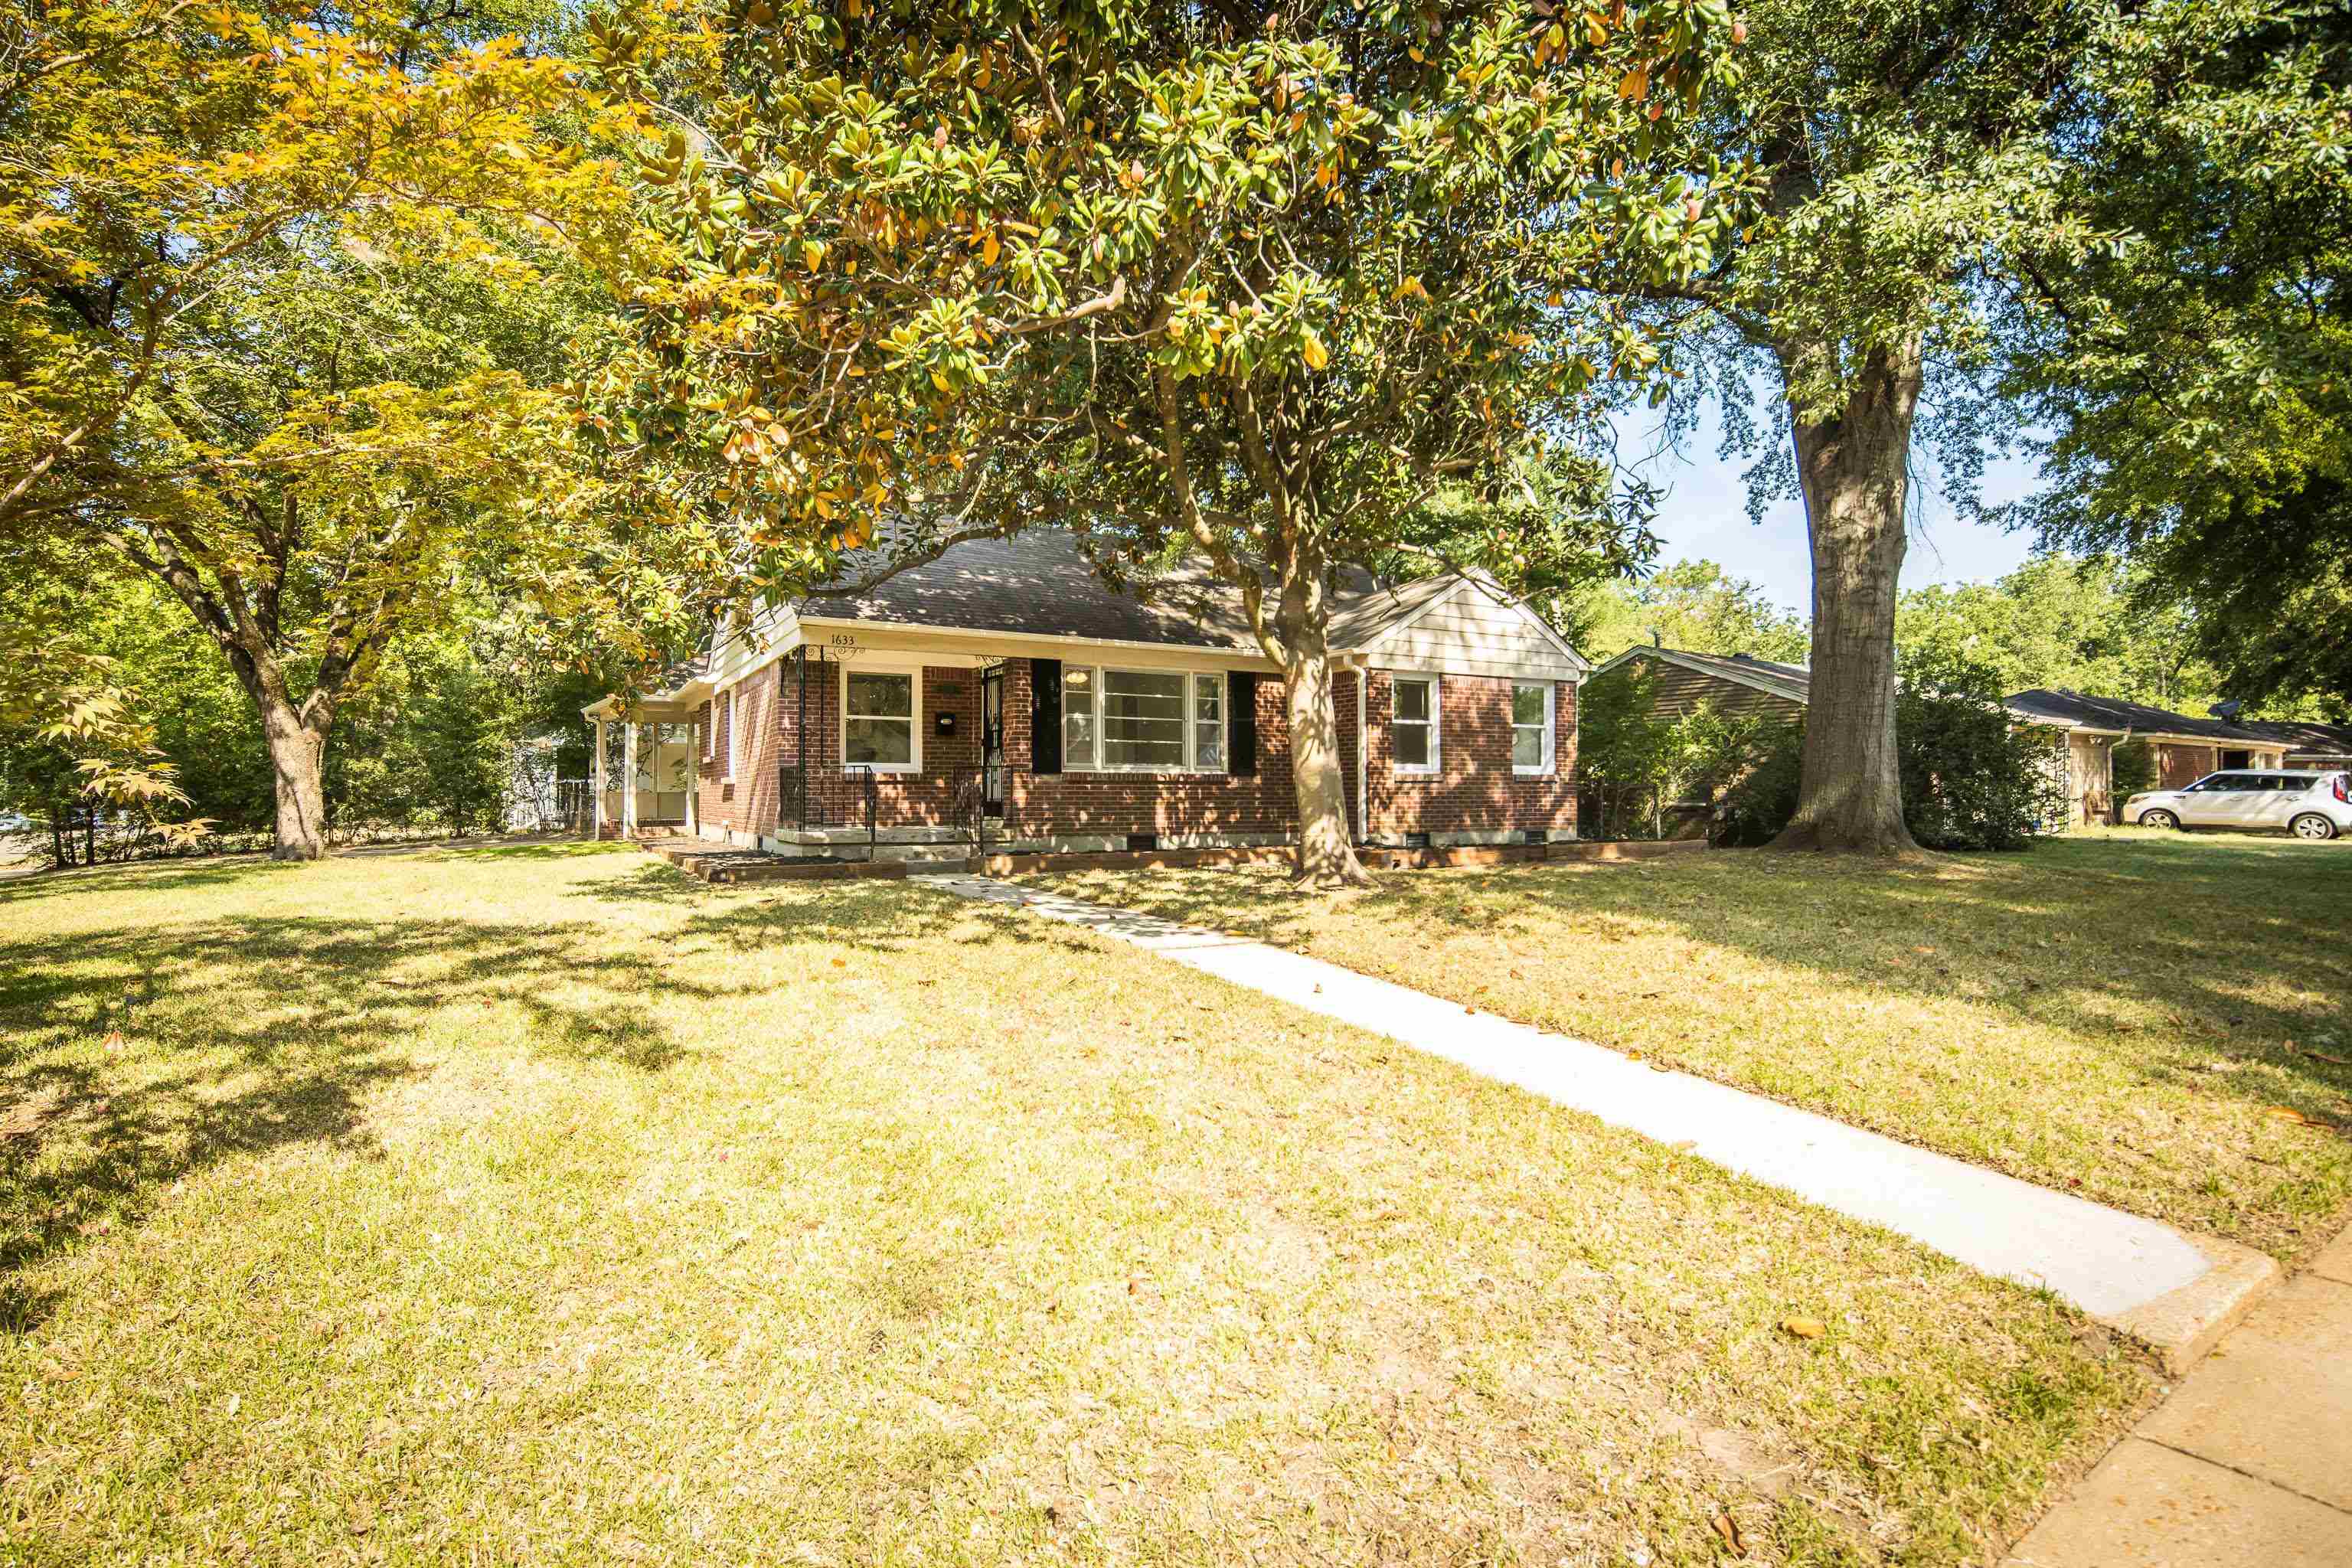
[1060,668,1227,771]
[844,670,918,771]
[1511,681,1554,774]
[720,689,738,781]
[1392,675,1438,774]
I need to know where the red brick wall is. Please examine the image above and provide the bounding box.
[694,659,789,837]
[694,652,1576,844]
[998,659,1298,840]
[1361,670,1577,841]
[2157,743,2220,790]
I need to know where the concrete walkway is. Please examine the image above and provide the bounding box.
[2005,1223,2352,1566]
[916,875,2273,1365]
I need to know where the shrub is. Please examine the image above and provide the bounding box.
[2111,738,2158,799]
[1714,655,2069,851]
[1578,662,1792,840]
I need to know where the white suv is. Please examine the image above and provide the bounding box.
[2125,769,2352,840]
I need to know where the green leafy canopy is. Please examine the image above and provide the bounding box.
[584,0,1758,630]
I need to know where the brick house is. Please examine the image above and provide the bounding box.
[2003,691,2292,819]
[582,532,1589,859]
[1580,647,2297,828]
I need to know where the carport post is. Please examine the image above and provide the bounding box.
[685,718,700,836]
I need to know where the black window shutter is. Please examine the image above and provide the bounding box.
[1227,671,1259,776]
[1031,658,1062,775]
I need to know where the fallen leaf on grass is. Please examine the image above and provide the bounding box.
[1779,1317,1827,1341]
[2265,1106,2311,1125]
[1710,1511,1746,1556]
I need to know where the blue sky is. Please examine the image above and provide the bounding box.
[1619,403,2047,613]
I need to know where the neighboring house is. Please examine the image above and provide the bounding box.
[1583,646,2299,828]
[582,531,1589,858]
[1586,645,1812,725]
[2234,718,2352,772]
[2002,691,2293,820]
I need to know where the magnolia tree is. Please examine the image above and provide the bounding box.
[588,0,1751,884]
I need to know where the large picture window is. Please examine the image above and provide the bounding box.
[844,670,917,771]
[1060,668,1227,772]
[1512,681,1553,774]
[1392,675,1438,774]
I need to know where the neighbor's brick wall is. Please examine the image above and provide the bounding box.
[2156,743,2220,791]
[1361,670,1577,841]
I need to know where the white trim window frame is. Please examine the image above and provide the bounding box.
[1511,680,1555,776]
[1060,666,1227,773]
[841,665,922,773]
[1391,673,1439,776]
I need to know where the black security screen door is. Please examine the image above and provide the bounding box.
[981,665,1007,814]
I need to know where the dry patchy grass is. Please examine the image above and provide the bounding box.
[0,845,2150,1565]
[1031,828,2352,1261]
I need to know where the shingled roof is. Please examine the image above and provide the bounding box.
[1589,645,1815,705]
[792,530,1520,655]
[2002,689,2288,743]
[2234,717,2352,760]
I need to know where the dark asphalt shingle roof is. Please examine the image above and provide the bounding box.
[2002,689,2286,743]
[1599,646,1814,703]
[791,530,1504,655]
[2235,718,2352,757]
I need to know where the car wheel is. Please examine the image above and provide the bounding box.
[2139,808,2180,831]
[2290,812,2339,841]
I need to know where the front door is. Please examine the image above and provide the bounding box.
[981,665,1007,815]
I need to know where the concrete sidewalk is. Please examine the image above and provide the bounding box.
[916,874,2275,1367]
[2005,1223,2352,1566]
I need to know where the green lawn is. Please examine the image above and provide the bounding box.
[1031,828,2352,1262]
[0,845,2150,1565]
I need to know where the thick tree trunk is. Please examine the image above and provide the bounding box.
[260,702,332,861]
[1273,557,1371,889]
[1773,337,1925,854]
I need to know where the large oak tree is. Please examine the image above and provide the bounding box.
[1644,0,2161,849]
[2011,0,2351,715]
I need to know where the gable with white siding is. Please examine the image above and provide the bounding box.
[1361,579,1588,681]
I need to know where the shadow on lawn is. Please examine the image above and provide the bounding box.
[0,908,710,1332]
[0,855,309,904]
[0,864,1032,1333]
[0,1049,411,1334]
[1046,836,2352,1125]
